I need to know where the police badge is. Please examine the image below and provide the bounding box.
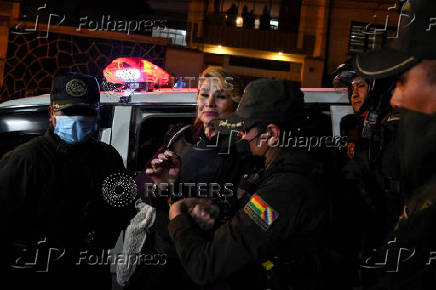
[66,79,88,97]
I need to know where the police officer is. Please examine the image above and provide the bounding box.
[333,58,403,287]
[0,72,136,290]
[353,0,436,288]
[157,79,341,289]
[334,62,370,161]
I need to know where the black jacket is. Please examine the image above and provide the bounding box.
[368,111,436,290]
[129,124,251,290]
[168,149,335,290]
[0,128,135,290]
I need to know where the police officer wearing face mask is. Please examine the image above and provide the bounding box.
[0,72,136,290]
[353,0,436,288]
[160,79,345,290]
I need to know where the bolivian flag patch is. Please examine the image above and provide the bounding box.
[244,195,279,230]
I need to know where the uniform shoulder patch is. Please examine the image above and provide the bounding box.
[244,194,279,231]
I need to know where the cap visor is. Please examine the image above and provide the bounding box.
[353,47,419,79]
[53,102,99,112]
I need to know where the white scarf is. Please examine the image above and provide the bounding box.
[116,201,156,286]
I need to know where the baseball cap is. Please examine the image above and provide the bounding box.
[50,72,100,112]
[353,0,436,79]
[218,78,305,133]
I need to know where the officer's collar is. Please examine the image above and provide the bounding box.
[265,148,315,177]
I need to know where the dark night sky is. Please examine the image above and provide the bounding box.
[17,0,192,30]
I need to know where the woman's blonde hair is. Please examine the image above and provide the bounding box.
[192,67,243,134]
[199,67,243,104]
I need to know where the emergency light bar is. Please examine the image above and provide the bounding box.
[103,57,170,87]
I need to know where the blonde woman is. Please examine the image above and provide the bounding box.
[123,68,251,290]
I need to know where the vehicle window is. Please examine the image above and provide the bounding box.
[0,131,44,158]
[99,104,114,128]
[135,115,195,171]
[0,107,48,158]
[0,107,49,134]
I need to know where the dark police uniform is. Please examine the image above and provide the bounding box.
[366,178,436,290]
[339,110,402,288]
[372,110,436,290]
[0,72,135,290]
[340,110,402,239]
[351,0,436,288]
[168,79,341,290]
[169,149,333,289]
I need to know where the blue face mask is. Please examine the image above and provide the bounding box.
[54,116,98,144]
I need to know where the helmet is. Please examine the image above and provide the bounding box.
[331,59,356,88]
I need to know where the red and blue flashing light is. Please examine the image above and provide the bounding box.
[103,57,170,87]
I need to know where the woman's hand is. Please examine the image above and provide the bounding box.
[145,150,181,186]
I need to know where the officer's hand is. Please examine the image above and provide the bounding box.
[189,203,217,230]
[146,150,181,186]
[169,198,218,230]
[170,198,201,220]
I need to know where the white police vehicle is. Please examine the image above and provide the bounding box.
[0,85,351,289]
[0,87,352,167]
